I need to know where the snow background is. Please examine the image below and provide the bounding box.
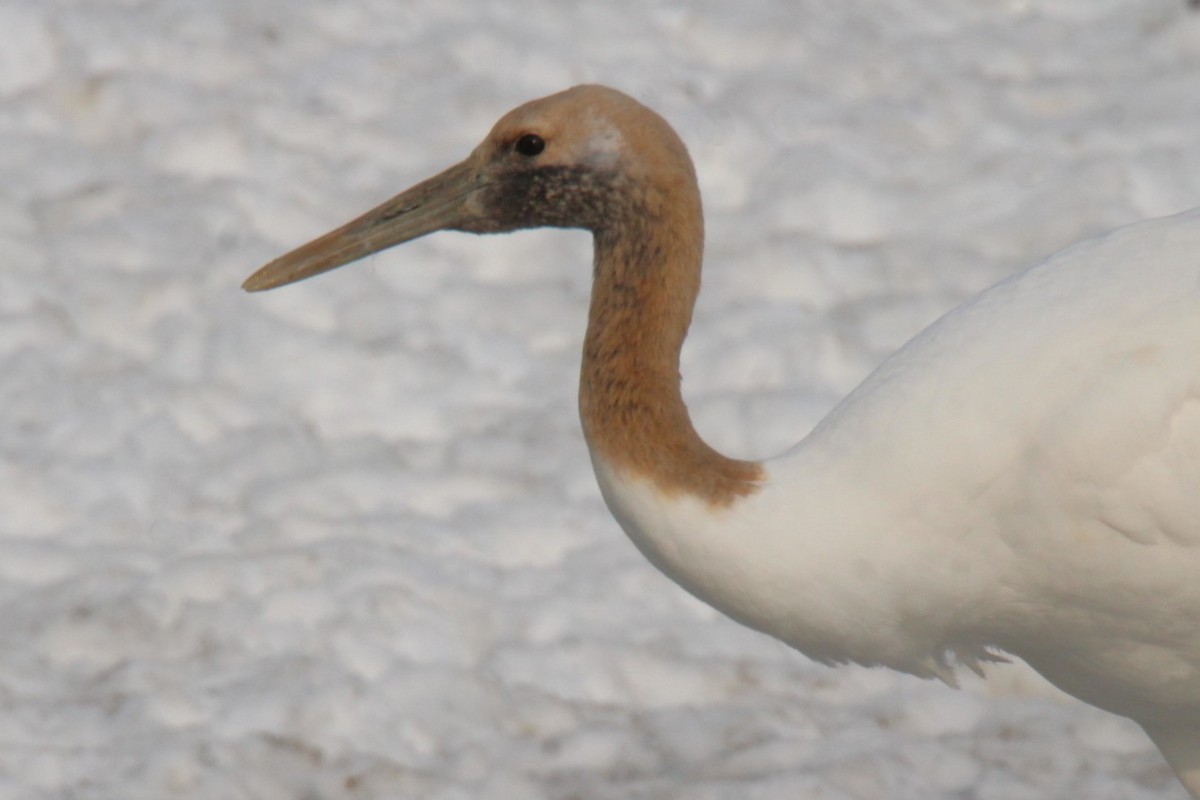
[2,1,1200,798]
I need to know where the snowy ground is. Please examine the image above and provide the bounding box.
[2,1,1200,798]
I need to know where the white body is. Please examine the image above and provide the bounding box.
[594,208,1200,731]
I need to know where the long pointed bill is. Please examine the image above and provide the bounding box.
[242,159,479,292]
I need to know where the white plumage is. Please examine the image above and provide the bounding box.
[245,85,1200,796]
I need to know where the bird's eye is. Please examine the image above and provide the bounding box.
[515,133,545,157]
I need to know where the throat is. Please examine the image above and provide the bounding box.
[578,214,762,507]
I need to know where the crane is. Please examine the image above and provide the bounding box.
[244,85,1200,796]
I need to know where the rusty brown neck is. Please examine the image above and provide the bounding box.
[578,177,762,506]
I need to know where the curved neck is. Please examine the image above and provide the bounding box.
[578,178,762,506]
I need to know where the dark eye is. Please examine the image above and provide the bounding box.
[515,133,545,157]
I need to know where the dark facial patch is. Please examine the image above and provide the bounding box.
[466,165,630,233]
